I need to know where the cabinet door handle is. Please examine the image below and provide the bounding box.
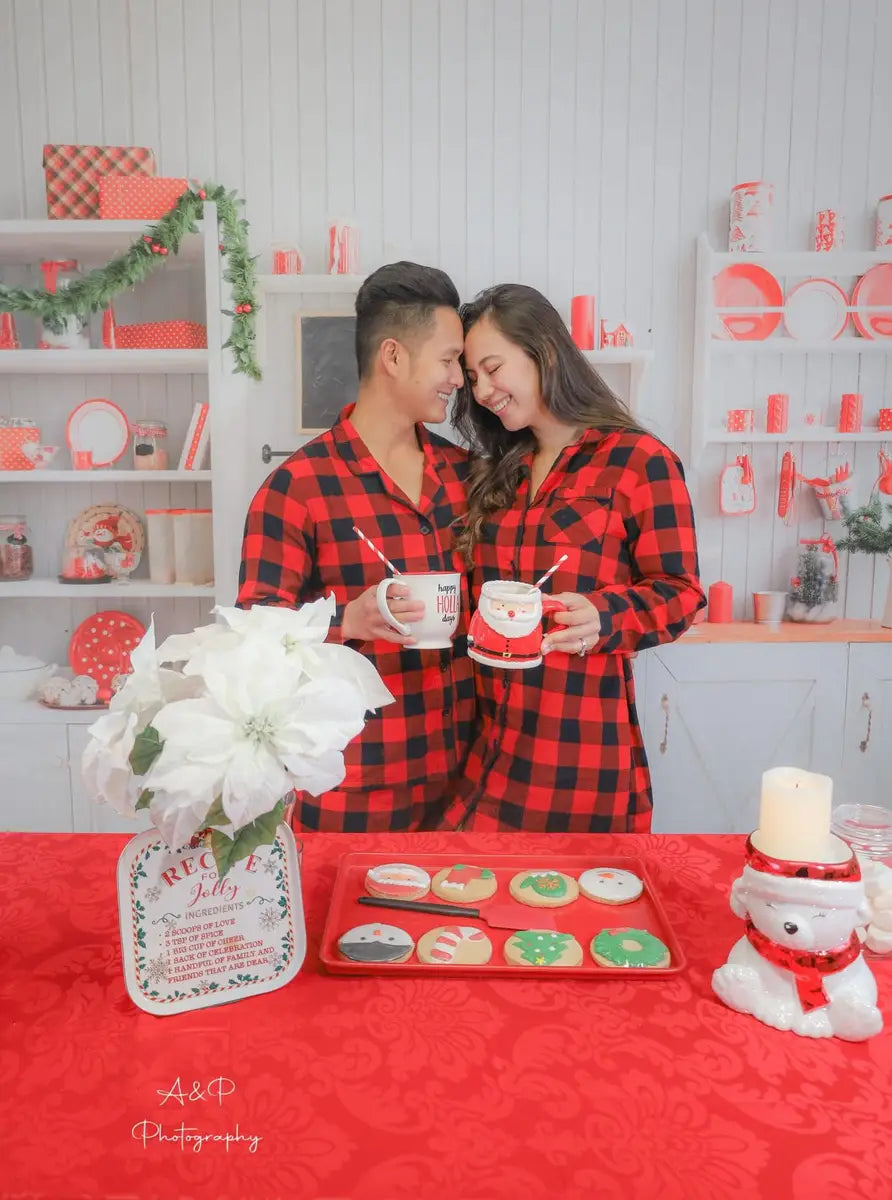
[859,692,873,753]
[261,444,293,464]
[659,693,670,755]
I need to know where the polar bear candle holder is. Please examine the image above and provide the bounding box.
[712,767,883,1042]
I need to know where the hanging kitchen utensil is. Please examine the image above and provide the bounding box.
[778,451,796,520]
[875,450,892,497]
[719,454,756,515]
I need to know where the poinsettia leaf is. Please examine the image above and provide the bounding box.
[204,796,228,827]
[135,789,154,811]
[129,726,163,776]
[210,801,285,878]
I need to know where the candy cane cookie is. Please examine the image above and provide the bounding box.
[416,925,493,965]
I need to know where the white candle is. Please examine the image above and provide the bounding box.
[754,767,833,862]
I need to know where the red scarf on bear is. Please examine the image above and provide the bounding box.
[744,920,861,1012]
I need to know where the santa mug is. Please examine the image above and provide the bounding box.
[376,571,461,649]
[468,580,564,670]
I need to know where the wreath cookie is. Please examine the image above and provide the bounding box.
[431,864,498,904]
[504,929,584,968]
[591,928,670,969]
[509,870,579,908]
[578,868,644,905]
[416,925,493,965]
[364,862,431,901]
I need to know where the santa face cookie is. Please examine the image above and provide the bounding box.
[337,923,414,964]
[509,870,579,908]
[504,929,584,968]
[364,862,431,901]
[416,925,493,965]
[578,868,644,905]
[591,928,670,969]
[431,864,498,904]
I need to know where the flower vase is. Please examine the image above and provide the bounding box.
[883,556,892,629]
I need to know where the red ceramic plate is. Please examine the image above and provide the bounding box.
[68,611,146,702]
[713,263,783,340]
[851,263,892,339]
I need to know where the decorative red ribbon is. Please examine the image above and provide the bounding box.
[745,836,861,883]
[799,534,839,581]
[744,921,861,1012]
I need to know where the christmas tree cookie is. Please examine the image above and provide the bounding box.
[504,929,584,967]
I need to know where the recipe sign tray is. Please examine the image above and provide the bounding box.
[319,852,686,980]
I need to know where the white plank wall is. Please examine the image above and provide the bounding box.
[0,0,891,646]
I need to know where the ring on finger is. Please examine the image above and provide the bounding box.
[578,637,587,657]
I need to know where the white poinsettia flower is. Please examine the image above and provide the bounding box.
[215,595,336,646]
[81,709,140,817]
[155,620,241,666]
[110,617,201,718]
[147,776,219,848]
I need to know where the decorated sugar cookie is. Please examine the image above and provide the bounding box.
[504,929,584,967]
[509,869,579,908]
[431,864,498,904]
[578,868,644,906]
[416,925,493,965]
[591,928,670,969]
[364,862,431,901]
[337,923,414,964]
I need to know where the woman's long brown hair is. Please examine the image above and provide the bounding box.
[453,284,643,562]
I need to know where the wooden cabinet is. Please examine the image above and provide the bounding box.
[0,724,71,831]
[642,641,848,834]
[838,644,892,808]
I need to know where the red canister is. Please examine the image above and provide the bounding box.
[707,581,733,623]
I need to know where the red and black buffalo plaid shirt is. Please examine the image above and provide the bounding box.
[236,406,475,830]
[447,428,705,833]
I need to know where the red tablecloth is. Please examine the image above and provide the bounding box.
[1,831,890,1200]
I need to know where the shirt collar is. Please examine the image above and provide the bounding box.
[332,404,449,512]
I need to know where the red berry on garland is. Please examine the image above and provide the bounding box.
[218,243,225,253]
[143,235,152,243]
[159,247,168,255]
[198,189,207,200]
[242,303,252,313]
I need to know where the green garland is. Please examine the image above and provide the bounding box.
[837,495,892,557]
[0,182,260,379]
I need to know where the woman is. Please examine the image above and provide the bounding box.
[446,284,704,833]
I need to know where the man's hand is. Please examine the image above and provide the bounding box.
[341,583,425,644]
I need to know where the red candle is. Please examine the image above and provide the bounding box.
[570,295,595,350]
[708,580,733,623]
[838,394,863,434]
[766,393,788,434]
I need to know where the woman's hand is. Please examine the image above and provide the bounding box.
[342,583,424,644]
[541,592,602,657]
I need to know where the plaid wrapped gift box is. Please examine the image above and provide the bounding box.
[43,144,156,219]
[99,175,190,220]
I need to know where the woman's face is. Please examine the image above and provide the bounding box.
[463,316,546,433]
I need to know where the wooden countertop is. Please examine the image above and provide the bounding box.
[679,619,892,643]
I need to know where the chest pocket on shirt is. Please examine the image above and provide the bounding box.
[542,488,614,549]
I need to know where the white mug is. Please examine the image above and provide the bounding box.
[376,572,461,649]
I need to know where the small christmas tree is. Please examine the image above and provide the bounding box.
[788,545,839,609]
[836,495,892,557]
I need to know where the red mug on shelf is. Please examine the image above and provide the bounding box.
[878,408,892,432]
[72,449,93,470]
[726,408,755,433]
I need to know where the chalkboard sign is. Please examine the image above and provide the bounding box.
[294,313,359,434]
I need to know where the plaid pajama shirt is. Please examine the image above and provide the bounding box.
[443,428,705,834]
[236,406,475,831]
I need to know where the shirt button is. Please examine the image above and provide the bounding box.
[419,522,432,534]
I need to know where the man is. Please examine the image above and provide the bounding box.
[237,262,473,831]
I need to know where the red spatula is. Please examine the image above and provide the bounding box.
[356,894,556,931]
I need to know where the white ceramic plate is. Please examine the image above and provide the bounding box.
[65,398,130,467]
[783,278,849,341]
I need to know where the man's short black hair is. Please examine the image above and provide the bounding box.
[355,261,460,380]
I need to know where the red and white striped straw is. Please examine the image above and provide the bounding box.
[353,525,402,575]
[534,554,569,589]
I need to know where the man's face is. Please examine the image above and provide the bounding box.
[393,306,464,425]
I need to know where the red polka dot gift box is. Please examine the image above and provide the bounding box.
[42,144,156,220]
[111,321,207,351]
[99,175,191,221]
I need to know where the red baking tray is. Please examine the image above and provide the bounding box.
[319,852,686,980]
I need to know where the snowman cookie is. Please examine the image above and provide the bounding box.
[504,929,584,968]
[431,864,498,904]
[578,868,644,906]
[337,923,414,964]
[509,870,579,908]
[364,862,431,901]
[416,925,493,965]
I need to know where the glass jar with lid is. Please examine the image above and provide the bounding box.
[830,803,892,958]
[132,419,169,471]
[0,515,33,580]
[37,259,90,350]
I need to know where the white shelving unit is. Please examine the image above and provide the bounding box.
[691,233,892,459]
[0,209,228,670]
